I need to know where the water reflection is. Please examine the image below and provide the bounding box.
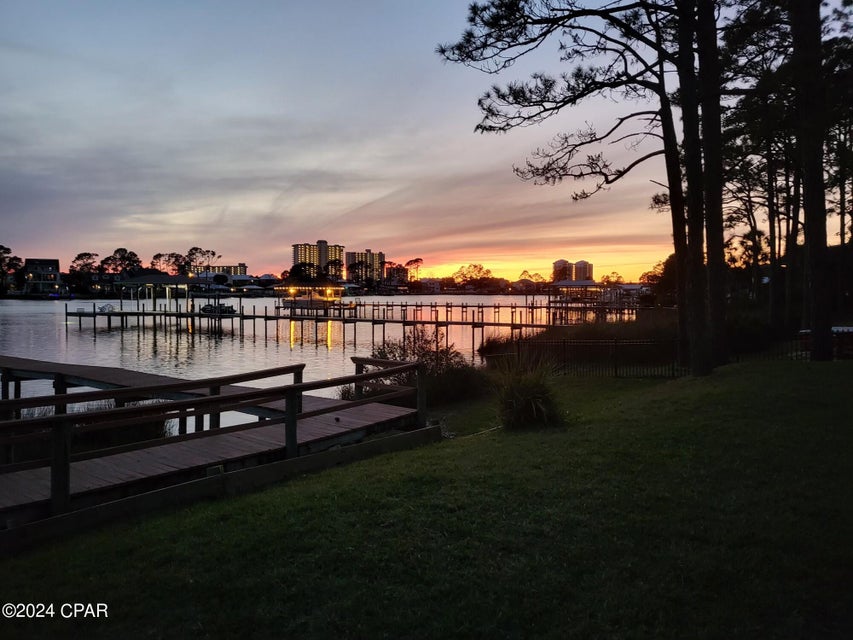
[0,295,547,398]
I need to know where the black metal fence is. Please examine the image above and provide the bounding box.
[496,331,852,379]
[502,339,684,378]
[733,330,853,362]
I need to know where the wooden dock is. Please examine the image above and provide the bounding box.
[63,299,639,357]
[0,355,423,527]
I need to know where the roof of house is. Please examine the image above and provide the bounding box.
[119,274,198,285]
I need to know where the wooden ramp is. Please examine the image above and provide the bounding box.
[0,354,343,417]
[0,355,422,526]
[0,402,415,514]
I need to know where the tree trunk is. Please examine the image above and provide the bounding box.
[784,144,803,330]
[659,94,691,367]
[697,0,728,365]
[790,0,833,360]
[766,130,782,332]
[678,0,714,375]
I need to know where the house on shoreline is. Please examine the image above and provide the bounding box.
[21,259,64,296]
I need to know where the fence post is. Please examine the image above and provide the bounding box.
[671,340,677,378]
[285,388,299,458]
[612,339,619,377]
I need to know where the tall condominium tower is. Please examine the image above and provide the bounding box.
[574,260,594,281]
[552,258,594,281]
[292,240,345,278]
[344,249,385,282]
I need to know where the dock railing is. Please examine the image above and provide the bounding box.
[0,361,422,515]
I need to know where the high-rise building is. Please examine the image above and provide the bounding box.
[574,260,594,281]
[345,249,385,282]
[191,263,248,276]
[552,259,571,282]
[292,240,345,279]
[552,258,594,282]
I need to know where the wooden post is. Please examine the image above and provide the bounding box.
[285,388,298,458]
[209,385,221,429]
[354,360,365,399]
[293,367,303,413]
[1,369,9,421]
[416,364,427,428]
[51,417,72,515]
[53,373,67,415]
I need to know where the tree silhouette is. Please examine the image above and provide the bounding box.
[288,262,317,283]
[0,245,23,296]
[324,258,344,280]
[100,248,142,275]
[186,247,220,273]
[439,1,707,369]
[404,258,423,280]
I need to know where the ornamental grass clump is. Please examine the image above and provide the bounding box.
[490,353,564,430]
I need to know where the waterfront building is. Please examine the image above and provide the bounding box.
[21,258,63,295]
[292,240,345,279]
[188,263,249,276]
[574,260,594,281]
[384,264,409,285]
[552,258,594,282]
[345,249,385,283]
[552,259,571,282]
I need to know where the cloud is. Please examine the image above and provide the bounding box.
[0,2,676,281]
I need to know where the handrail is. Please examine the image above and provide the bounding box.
[0,363,307,413]
[0,362,417,436]
[350,356,410,368]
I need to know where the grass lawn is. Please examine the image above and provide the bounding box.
[1,360,851,639]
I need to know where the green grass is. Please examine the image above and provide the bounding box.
[1,361,852,639]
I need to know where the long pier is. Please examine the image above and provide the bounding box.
[65,299,638,348]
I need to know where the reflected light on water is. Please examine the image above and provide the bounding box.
[0,295,546,397]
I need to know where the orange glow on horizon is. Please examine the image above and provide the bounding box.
[251,249,669,286]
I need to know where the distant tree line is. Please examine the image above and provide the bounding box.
[0,245,226,296]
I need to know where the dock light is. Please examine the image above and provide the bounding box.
[326,289,332,298]
[289,287,297,297]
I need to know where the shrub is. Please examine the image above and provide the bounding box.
[372,326,467,378]
[489,354,564,430]
[341,326,489,406]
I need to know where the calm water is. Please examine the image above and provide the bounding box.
[0,295,532,398]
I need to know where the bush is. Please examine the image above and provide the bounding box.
[489,354,564,430]
[342,326,489,406]
[372,326,467,378]
[726,312,777,355]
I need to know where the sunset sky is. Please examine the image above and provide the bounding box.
[1,1,675,283]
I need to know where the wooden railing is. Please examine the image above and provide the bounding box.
[0,364,306,422]
[0,360,423,515]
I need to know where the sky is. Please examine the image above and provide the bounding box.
[1,1,675,283]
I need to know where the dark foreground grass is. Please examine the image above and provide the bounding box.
[1,361,852,639]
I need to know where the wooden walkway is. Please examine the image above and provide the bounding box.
[0,354,342,417]
[0,402,413,512]
[0,356,420,524]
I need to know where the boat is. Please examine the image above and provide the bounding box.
[200,303,237,315]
